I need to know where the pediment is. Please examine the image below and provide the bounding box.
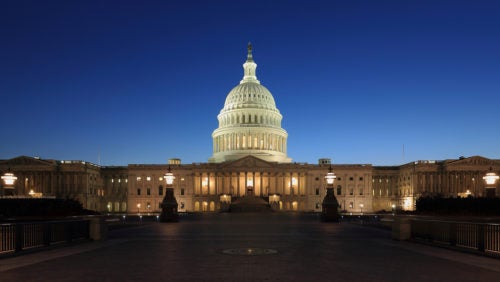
[0,156,55,167]
[220,155,276,169]
[446,156,498,167]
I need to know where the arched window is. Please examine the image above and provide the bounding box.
[194,201,200,212]
[209,201,215,212]
[337,185,342,195]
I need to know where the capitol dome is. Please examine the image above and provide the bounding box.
[209,44,291,163]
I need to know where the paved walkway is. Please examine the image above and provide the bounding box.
[1,213,500,281]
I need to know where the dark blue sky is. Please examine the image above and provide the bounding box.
[1,0,499,165]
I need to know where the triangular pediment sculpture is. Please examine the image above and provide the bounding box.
[220,155,276,169]
[0,155,56,167]
[446,156,498,167]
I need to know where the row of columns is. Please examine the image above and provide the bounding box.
[371,171,495,197]
[219,113,280,127]
[193,172,306,197]
[213,132,286,153]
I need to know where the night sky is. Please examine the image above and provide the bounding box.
[1,0,499,166]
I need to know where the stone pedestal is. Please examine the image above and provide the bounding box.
[321,188,340,222]
[89,216,108,241]
[392,217,411,241]
[160,187,179,222]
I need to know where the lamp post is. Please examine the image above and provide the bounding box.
[160,166,179,222]
[391,204,396,216]
[137,203,141,214]
[483,167,499,198]
[321,165,340,222]
[1,170,18,196]
[359,203,364,215]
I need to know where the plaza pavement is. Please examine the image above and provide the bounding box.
[1,213,500,281]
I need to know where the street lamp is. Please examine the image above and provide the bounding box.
[391,204,396,216]
[160,166,179,222]
[483,167,499,198]
[165,166,175,186]
[325,166,336,186]
[359,203,364,215]
[1,170,18,196]
[137,203,141,214]
[321,165,340,222]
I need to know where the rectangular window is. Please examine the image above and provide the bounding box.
[359,188,363,195]
[181,188,185,195]
[147,188,151,196]
[337,187,341,195]
[159,186,163,196]
[137,188,141,196]
[315,188,319,195]
[349,189,353,195]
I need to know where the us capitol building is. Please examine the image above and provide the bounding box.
[1,45,499,214]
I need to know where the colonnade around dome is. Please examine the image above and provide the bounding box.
[218,112,282,127]
[213,132,287,154]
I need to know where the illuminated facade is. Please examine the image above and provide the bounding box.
[1,47,499,213]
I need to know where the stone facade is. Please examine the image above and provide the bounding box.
[371,156,500,211]
[1,47,498,213]
[1,155,498,213]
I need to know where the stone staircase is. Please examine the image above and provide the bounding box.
[229,196,273,212]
